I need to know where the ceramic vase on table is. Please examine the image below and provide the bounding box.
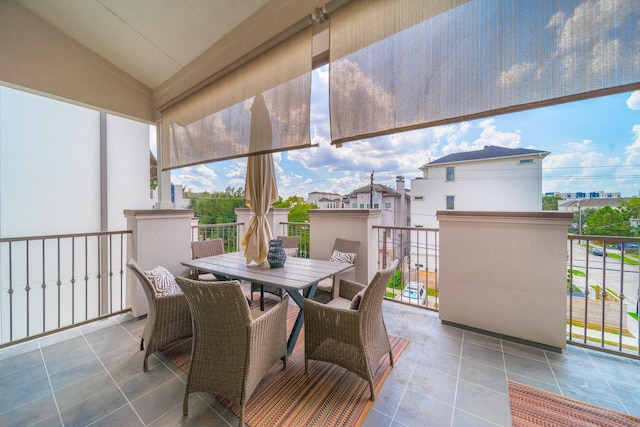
[267,239,286,268]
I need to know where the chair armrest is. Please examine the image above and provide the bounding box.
[249,294,289,384]
[251,294,289,330]
[303,298,362,345]
[154,293,193,342]
[331,265,356,299]
[338,279,365,301]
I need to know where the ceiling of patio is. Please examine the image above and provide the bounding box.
[11,0,331,116]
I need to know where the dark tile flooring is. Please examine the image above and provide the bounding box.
[1,297,639,426]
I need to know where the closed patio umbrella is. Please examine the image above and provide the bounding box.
[242,93,278,264]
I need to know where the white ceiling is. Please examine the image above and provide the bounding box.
[16,0,303,90]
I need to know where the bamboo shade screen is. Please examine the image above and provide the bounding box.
[161,28,313,171]
[329,0,640,145]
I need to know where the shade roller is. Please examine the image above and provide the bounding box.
[161,27,313,171]
[329,0,640,145]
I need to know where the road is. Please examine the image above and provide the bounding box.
[569,240,640,309]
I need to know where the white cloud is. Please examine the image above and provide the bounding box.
[172,165,217,192]
[626,91,640,110]
[498,62,535,89]
[625,124,640,166]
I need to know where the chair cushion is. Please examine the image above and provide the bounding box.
[329,250,357,264]
[144,266,181,296]
[284,247,298,257]
[325,296,352,310]
[350,289,366,310]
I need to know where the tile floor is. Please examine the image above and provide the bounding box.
[1,295,639,427]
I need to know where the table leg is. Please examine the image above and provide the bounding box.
[285,283,317,355]
[260,285,265,311]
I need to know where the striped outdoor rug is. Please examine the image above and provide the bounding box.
[509,381,640,427]
[161,296,409,426]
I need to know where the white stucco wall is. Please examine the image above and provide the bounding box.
[0,87,153,340]
[411,156,543,229]
[0,86,101,236]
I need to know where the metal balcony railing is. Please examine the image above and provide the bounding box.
[567,234,640,358]
[0,230,132,348]
[190,222,244,253]
[279,222,310,258]
[374,225,440,311]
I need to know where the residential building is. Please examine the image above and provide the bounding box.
[411,145,550,229]
[546,191,622,200]
[307,191,343,209]
[344,176,410,227]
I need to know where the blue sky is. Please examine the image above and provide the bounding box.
[169,68,640,199]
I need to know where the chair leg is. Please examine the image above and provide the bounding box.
[369,380,375,401]
[183,390,189,415]
[260,286,265,311]
[282,355,287,370]
[139,337,144,351]
[238,407,245,427]
[143,353,149,372]
[389,350,394,367]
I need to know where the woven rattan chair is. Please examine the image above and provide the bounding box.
[250,235,300,309]
[176,277,288,427]
[314,238,361,302]
[190,238,225,281]
[127,258,192,372]
[304,258,400,400]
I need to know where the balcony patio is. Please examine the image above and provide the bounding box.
[2,288,639,427]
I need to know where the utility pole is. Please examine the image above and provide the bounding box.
[369,171,374,209]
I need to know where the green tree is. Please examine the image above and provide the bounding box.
[542,195,562,211]
[273,196,318,223]
[618,196,640,236]
[191,187,245,224]
[574,207,597,232]
[583,206,626,236]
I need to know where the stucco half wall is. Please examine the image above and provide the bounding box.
[437,211,573,351]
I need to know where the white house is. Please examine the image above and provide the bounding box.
[345,176,410,227]
[411,145,549,229]
[307,191,344,209]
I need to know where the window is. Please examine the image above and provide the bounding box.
[414,196,424,201]
[446,167,455,181]
[519,159,533,165]
[374,203,379,209]
[385,203,391,208]
[359,203,364,208]
[352,203,357,208]
[446,195,455,210]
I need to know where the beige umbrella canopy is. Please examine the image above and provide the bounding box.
[241,93,278,265]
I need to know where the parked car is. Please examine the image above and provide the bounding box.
[589,247,603,256]
[401,281,425,306]
[616,243,639,250]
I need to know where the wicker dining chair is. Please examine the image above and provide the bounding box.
[304,258,400,400]
[250,235,300,309]
[190,238,225,281]
[127,258,192,372]
[314,238,361,302]
[175,277,289,427]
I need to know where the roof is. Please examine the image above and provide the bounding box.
[422,145,550,168]
[347,183,401,198]
[559,198,630,209]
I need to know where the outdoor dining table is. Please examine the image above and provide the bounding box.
[181,250,353,355]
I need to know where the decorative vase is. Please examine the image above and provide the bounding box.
[267,239,287,268]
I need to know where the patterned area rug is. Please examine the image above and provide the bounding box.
[161,296,409,427]
[508,381,640,427]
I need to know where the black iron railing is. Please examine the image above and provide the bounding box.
[0,230,132,348]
